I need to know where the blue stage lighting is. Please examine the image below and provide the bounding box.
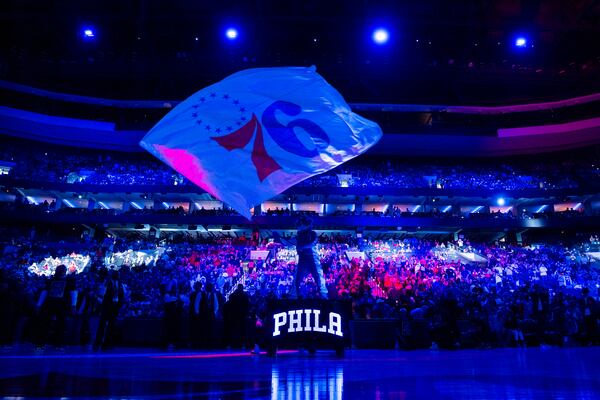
[515,37,527,48]
[225,27,239,40]
[83,28,95,38]
[372,28,389,45]
[497,197,506,206]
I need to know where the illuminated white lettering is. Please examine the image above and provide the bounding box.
[328,312,343,337]
[288,310,303,333]
[272,309,344,337]
[273,312,287,336]
[303,309,313,332]
[312,309,327,333]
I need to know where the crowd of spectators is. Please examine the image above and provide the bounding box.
[1,228,599,349]
[0,143,183,186]
[298,160,585,190]
[1,139,597,191]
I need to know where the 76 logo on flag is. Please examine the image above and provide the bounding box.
[140,66,382,219]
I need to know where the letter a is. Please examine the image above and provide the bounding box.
[328,312,343,337]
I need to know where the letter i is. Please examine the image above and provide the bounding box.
[304,309,313,332]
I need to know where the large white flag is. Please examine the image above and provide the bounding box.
[140,66,382,218]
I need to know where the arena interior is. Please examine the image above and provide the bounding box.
[1,1,600,399]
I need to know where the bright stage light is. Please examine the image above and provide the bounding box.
[225,27,239,40]
[515,37,527,48]
[83,28,95,38]
[497,197,506,206]
[372,28,389,45]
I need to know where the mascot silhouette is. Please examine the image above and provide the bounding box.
[289,216,328,299]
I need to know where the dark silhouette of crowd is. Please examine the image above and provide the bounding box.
[1,228,599,351]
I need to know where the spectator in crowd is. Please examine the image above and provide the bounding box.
[94,269,124,350]
[162,273,181,349]
[199,282,220,348]
[189,281,203,348]
[225,284,250,349]
[580,288,598,345]
[35,264,77,349]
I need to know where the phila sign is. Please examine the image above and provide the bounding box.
[265,299,351,353]
[273,309,343,337]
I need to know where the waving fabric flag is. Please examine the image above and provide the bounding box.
[140,66,382,218]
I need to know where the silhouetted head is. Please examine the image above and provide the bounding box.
[54,265,67,278]
[110,269,120,280]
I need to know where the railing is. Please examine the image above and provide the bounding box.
[366,281,388,299]
[224,271,247,302]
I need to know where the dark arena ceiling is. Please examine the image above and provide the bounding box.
[1,0,600,104]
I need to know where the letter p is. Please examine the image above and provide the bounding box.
[273,312,287,337]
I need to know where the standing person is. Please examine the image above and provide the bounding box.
[531,284,549,345]
[227,284,250,349]
[36,265,77,350]
[580,288,598,345]
[87,268,108,347]
[199,282,219,348]
[94,270,124,351]
[289,216,328,299]
[189,281,202,348]
[163,273,180,350]
[73,275,97,348]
